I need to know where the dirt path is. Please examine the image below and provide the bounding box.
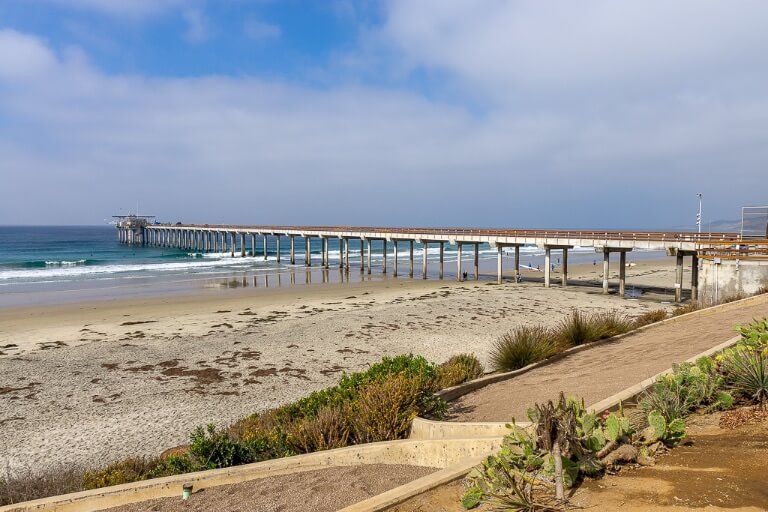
[106,464,437,512]
[447,295,768,422]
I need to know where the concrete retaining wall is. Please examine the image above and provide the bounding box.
[699,258,768,305]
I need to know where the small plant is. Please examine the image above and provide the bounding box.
[632,309,667,328]
[722,348,768,405]
[461,486,483,509]
[671,301,703,317]
[640,361,722,421]
[490,326,558,371]
[737,318,768,351]
[435,353,484,389]
[589,311,632,340]
[643,410,686,446]
[555,310,595,346]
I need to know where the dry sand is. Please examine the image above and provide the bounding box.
[447,294,768,422]
[105,464,437,512]
[1,259,678,474]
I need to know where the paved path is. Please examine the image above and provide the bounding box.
[447,295,768,422]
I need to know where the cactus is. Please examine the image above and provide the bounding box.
[605,413,621,442]
[647,410,667,441]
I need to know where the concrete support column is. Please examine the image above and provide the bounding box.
[562,248,568,287]
[407,240,413,278]
[345,238,350,270]
[675,252,684,302]
[360,240,365,273]
[422,242,428,279]
[263,235,268,261]
[393,241,399,277]
[366,239,372,275]
[321,238,327,268]
[473,243,479,280]
[382,240,387,274]
[240,233,246,257]
[338,238,344,268]
[251,234,257,256]
[497,246,503,284]
[602,249,610,294]
[691,254,699,301]
[619,251,627,297]
[276,236,281,263]
[544,247,551,288]
[290,236,295,265]
[439,242,444,279]
[305,237,311,266]
[230,232,235,258]
[457,243,463,281]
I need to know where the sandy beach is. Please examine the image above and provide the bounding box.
[0,259,683,475]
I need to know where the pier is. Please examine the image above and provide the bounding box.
[115,218,746,302]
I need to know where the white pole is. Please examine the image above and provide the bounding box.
[696,193,702,233]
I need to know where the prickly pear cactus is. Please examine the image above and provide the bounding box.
[605,413,621,442]
[647,410,667,442]
[579,412,598,436]
[666,418,686,445]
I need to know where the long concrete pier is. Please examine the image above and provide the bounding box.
[116,219,740,302]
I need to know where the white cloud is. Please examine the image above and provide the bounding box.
[0,30,57,80]
[243,17,281,41]
[39,0,188,18]
[183,8,209,43]
[2,10,768,226]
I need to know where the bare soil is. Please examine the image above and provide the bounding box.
[392,408,768,511]
[447,295,768,422]
[106,464,437,512]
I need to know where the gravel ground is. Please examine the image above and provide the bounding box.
[447,294,768,422]
[106,464,437,512]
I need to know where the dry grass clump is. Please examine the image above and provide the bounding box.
[434,353,484,389]
[286,406,351,453]
[554,310,631,347]
[671,301,704,316]
[632,309,668,328]
[490,326,559,372]
[351,374,425,442]
[0,466,85,506]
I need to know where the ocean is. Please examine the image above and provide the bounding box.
[0,226,665,307]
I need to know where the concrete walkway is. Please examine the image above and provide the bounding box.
[447,295,768,422]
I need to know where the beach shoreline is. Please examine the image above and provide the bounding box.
[0,258,686,475]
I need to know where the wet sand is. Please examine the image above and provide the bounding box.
[1,259,680,474]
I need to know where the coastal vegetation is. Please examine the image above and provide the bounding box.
[490,308,667,372]
[0,353,481,505]
[461,317,768,510]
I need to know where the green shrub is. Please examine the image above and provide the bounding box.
[188,424,254,470]
[632,309,667,328]
[277,354,438,421]
[461,486,483,509]
[147,455,196,478]
[490,326,558,371]
[435,353,484,389]
[721,348,768,405]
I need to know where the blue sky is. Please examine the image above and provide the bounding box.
[1,1,768,227]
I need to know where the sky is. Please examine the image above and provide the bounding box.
[1,0,767,228]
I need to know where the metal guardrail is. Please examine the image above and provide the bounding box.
[145,224,739,243]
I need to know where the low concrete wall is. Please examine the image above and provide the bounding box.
[699,258,768,305]
[0,438,503,512]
